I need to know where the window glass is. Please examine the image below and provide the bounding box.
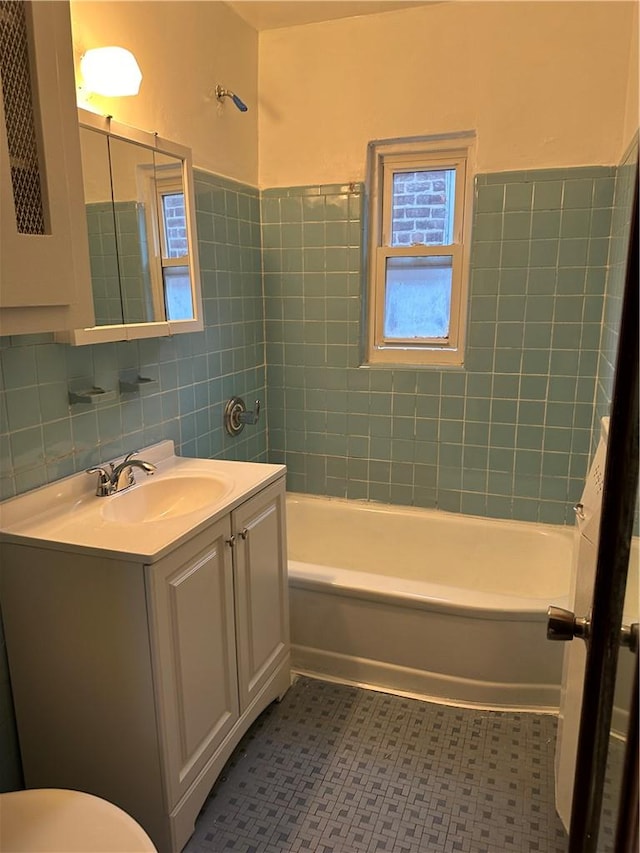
[163,265,193,320]
[390,169,455,247]
[383,256,452,339]
[161,192,187,258]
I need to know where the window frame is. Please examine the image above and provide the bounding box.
[139,163,192,321]
[365,133,475,367]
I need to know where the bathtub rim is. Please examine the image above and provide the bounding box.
[289,559,570,622]
[287,491,574,604]
[286,491,575,539]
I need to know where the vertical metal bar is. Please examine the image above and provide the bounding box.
[568,175,638,851]
[614,643,638,853]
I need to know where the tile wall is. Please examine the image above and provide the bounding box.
[593,140,638,438]
[262,166,617,524]
[0,172,267,502]
[86,200,156,325]
[85,201,125,325]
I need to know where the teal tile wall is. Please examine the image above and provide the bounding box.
[85,201,123,325]
[593,139,638,441]
[114,201,153,324]
[86,200,155,325]
[0,169,266,497]
[592,139,638,536]
[262,167,617,524]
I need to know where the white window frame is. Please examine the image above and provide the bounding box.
[365,132,475,366]
[138,163,189,321]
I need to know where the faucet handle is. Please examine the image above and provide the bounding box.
[87,465,109,477]
[87,466,112,496]
[122,450,141,464]
[239,400,260,426]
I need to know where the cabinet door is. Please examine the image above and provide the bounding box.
[0,1,94,334]
[233,479,290,712]
[146,519,239,808]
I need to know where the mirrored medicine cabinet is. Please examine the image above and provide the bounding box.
[57,108,203,345]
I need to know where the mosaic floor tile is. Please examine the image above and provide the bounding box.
[184,676,570,852]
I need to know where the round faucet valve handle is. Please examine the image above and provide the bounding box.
[224,397,261,435]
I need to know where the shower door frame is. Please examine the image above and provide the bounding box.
[567,174,638,852]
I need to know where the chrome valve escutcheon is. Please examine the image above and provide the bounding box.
[224,397,261,436]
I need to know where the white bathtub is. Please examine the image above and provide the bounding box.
[287,493,574,711]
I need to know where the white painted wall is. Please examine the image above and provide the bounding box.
[70,2,638,191]
[258,1,638,188]
[623,1,639,147]
[70,1,259,186]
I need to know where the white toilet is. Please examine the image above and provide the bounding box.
[0,788,157,852]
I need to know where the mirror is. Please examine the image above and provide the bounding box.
[59,109,203,344]
[106,134,155,324]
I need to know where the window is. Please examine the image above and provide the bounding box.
[365,133,475,366]
[139,161,194,322]
[155,178,193,321]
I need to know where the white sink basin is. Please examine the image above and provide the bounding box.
[101,475,233,523]
[0,440,286,561]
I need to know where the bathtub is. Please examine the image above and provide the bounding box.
[287,493,574,711]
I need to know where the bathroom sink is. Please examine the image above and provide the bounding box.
[101,475,232,524]
[0,440,286,559]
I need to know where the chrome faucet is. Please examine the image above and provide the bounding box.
[87,451,157,496]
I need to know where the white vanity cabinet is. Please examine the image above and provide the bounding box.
[147,479,290,843]
[232,480,290,712]
[0,1,95,335]
[0,469,290,853]
[146,516,240,813]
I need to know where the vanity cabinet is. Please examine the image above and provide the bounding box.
[0,474,290,853]
[147,517,240,812]
[147,479,289,826]
[232,480,290,712]
[0,1,95,335]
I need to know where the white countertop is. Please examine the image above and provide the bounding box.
[0,441,285,563]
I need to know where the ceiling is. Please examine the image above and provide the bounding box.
[224,1,437,31]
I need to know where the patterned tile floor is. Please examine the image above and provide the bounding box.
[184,676,570,852]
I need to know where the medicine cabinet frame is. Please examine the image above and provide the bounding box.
[57,108,203,345]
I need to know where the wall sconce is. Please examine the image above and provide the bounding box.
[80,47,142,97]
